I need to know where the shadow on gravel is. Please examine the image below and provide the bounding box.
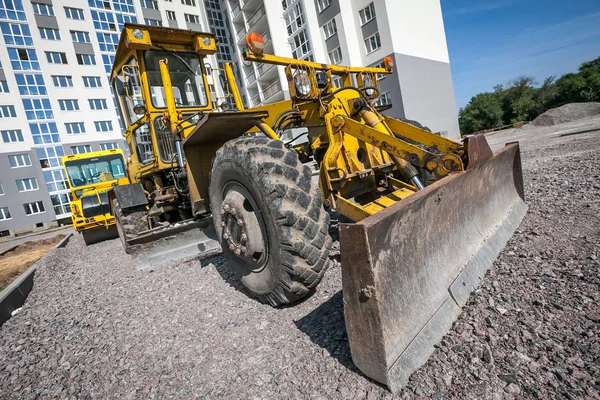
[558,128,599,137]
[293,291,355,370]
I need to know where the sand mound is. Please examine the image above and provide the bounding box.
[530,102,600,127]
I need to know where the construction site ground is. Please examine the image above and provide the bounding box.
[0,116,598,399]
[0,235,66,292]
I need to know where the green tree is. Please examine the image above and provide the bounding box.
[556,72,588,103]
[533,76,558,116]
[459,92,504,135]
[502,76,537,123]
[579,57,600,101]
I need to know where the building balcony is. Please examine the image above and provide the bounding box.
[250,92,261,107]
[246,4,267,34]
[262,80,282,102]
[246,70,257,85]
[236,25,247,43]
[231,2,242,20]
[256,62,277,82]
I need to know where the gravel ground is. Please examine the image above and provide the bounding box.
[0,118,599,399]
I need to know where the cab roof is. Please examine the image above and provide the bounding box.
[111,23,216,79]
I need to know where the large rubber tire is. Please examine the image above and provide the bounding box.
[209,136,333,306]
[112,198,148,252]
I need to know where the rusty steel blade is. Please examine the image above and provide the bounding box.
[339,143,526,392]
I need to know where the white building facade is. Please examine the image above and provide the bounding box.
[0,0,458,235]
[223,0,459,138]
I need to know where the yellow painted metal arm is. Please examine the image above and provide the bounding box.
[159,58,179,134]
[243,49,390,76]
[224,62,244,111]
[383,116,464,155]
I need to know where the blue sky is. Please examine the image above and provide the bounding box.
[441,0,600,108]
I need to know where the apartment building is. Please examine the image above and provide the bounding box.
[0,0,229,236]
[223,0,459,138]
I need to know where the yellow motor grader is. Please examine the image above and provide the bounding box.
[108,24,527,391]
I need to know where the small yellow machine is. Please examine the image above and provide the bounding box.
[62,149,129,245]
[107,24,527,391]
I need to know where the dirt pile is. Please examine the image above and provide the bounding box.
[530,102,600,127]
[0,235,65,290]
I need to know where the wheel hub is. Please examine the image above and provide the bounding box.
[220,189,267,271]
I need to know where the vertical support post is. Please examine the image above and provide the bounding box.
[224,62,245,111]
[159,58,185,168]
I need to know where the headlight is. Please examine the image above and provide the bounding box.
[294,71,311,97]
[132,29,144,40]
[362,75,376,97]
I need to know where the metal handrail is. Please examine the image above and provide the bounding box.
[246,4,265,30]
[262,81,281,100]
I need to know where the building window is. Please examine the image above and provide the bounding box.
[65,122,86,134]
[30,122,59,145]
[291,29,311,59]
[76,54,96,65]
[44,169,68,192]
[58,99,80,111]
[364,32,381,54]
[284,3,305,36]
[37,146,64,169]
[375,91,391,107]
[100,142,118,150]
[97,32,119,52]
[16,178,39,192]
[323,18,337,40]
[89,99,108,110]
[70,30,91,43]
[90,10,117,31]
[359,3,376,25]
[2,129,24,143]
[51,193,72,216]
[23,201,45,216]
[141,0,158,10]
[0,207,11,221]
[0,105,17,118]
[39,27,61,40]
[65,7,85,20]
[328,47,342,65]
[83,76,102,88]
[181,0,196,6]
[0,183,3,195]
[372,61,387,81]
[184,14,199,24]
[0,80,8,92]
[31,3,54,16]
[0,0,26,21]
[94,120,113,132]
[22,98,53,119]
[16,73,47,95]
[144,18,162,26]
[46,51,68,64]
[316,0,330,13]
[9,154,32,168]
[71,145,92,154]
[52,75,73,88]
[166,10,176,20]
[1,22,34,46]
[8,48,40,70]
